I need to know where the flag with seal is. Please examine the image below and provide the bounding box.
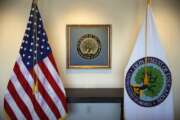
[124,1,174,120]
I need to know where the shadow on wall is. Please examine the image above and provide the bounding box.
[0,0,18,10]
[0,0,9,9]
[0,0,3,9]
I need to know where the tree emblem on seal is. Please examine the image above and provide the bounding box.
[133,66,164,98]
[77,34,101,60]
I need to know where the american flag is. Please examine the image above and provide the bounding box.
[4,2,67,120]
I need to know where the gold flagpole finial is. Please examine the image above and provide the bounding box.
[147,0,151,6]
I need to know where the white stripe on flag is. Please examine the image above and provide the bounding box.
[17,56,56,119]
[35,92,57,120]
[34,63,66,117]
[11,72,40,120]
[17,56,34,87]
[5,91,26,120]
[43,57,66,95]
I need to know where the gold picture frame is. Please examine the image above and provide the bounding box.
[66,24,111,69]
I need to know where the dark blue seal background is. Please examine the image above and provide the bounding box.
[70,27,109,66]
[125,57,172,107]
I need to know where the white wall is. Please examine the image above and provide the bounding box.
[0,0,180,119]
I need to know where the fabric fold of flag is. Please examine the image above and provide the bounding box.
[4,2,67,120]
[124,5,174,120]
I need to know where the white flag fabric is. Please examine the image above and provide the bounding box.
[124,6,174,120]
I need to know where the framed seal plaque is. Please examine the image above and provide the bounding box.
[66,25,111,69]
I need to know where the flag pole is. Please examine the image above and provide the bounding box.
[144,0,151,86]
[33,0,38,4]
[32,0,39,94]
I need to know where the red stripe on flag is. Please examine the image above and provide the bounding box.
[38,61,68,112]
[29,69,62,119]
[4,99,18,120]
[7,81,32,120]
[38,78,62,119]
[14,63,49,120]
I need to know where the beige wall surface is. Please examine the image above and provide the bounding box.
[0,0,179,119]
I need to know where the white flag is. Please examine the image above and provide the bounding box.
[124,6,174,120]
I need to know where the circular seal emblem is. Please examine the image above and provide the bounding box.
[77,34,101,60]
[125,57,172,107]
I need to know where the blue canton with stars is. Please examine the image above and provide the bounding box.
[20,3,52,68]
